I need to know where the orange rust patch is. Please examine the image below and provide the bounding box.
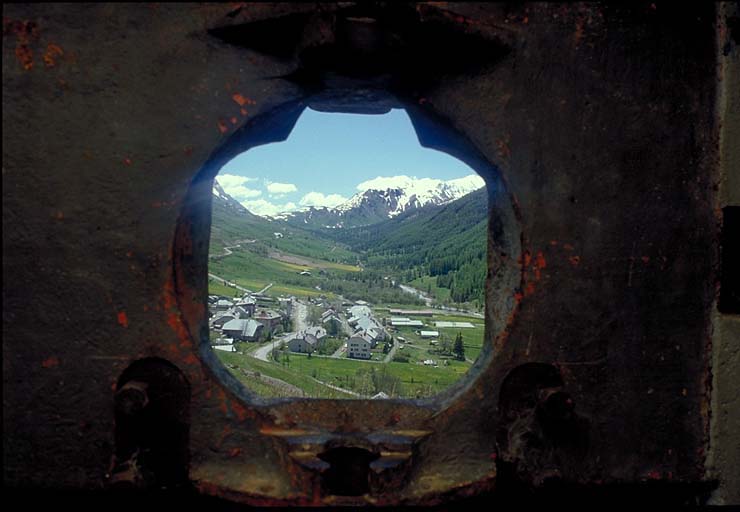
[524,282,536,296]
[117,311,129,328]
[231,93,256,107]
[233,401,252,421]
[240,108,248,116]
[569,255,581,266]
[183,353,199,366]
[228,447,242,458]
[15,45,33,70]
[41,356,60,368]
[533,251,547,280]
[123,158,132,166]
[167,312,191,346]
[535,252,546,269]
[563,243,575,251]
[42,43,63,67]
[162,278,194,349]
[8,19,39,70]
[230,116,237,124]
[217,119,228,134]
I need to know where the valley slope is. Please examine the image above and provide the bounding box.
[210,178,488,308]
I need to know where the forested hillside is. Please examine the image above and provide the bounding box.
[210,178,488,308]
[331,188,488,306]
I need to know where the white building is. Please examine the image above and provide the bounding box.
[222,318,263,341]
[347,333,373,360]
[287,332,319,353]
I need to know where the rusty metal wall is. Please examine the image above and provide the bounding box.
[2,2,733,506]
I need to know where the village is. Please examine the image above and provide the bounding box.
[208,285,482,398]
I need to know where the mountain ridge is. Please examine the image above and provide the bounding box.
[269,174,484,229]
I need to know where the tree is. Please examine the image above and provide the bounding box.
[453,331,465,361]
[439,336,452,355]
[326,318,339,336]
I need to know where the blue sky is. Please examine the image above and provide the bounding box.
[216,108,478,216]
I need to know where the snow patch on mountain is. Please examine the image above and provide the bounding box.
[338,174,484,217]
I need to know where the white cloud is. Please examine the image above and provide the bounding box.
[299,191,349,208]
[229,186,262,200]
[266,181,297,195]
[241,199,298,217]
[217,174,261,200]
[218,173,256,188]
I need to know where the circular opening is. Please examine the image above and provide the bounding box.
[176,93,520,409]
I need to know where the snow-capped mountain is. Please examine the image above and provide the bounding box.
[338,175,484,217]
[280,174,485,229]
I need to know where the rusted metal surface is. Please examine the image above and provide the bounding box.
[2,1,728,506]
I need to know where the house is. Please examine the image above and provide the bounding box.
[235,296,257,316]
[364,328,384,346]
[222,318,263,341]
[210,312,236,329]
[322,314,342,328]
[348,305,372,319]
[211,305,253,329]
[419,330,440,338]
[347,333,373,360]
[390,318,424,327]
[211,336,236,352]
[298,270,311,276]
[253,309,282,332]
[214,299,233,312]
[231,306,251,319]
[287,332,319,353]
[305,326,327,342]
